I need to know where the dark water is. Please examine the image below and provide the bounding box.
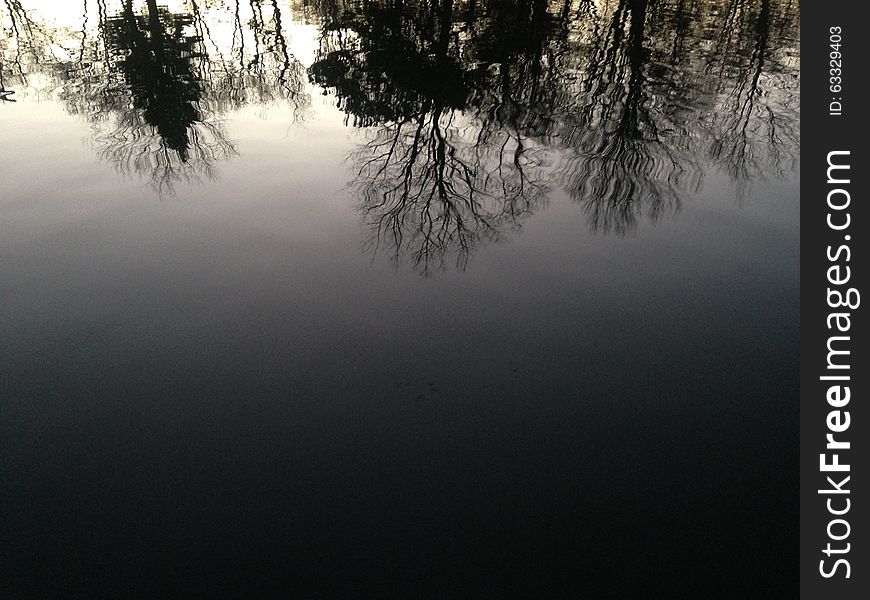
[2,1,799,596]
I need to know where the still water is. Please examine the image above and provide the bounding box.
[2,0,798,596]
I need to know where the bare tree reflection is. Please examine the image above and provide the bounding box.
[353,109,547,275]
[305,0,798,256]
[196,0,309,120]
[5,0,310,194]
[54,1,235,194]
[2,0,36,81]
[705,0,799,195]
[4,0,800,268]
[311,0,550,274]
[554,0,699,234]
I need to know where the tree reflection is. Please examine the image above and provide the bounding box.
[2,0,36,83]
[4,0,310,194]
[3,0,800,270]
[310,0,551,274]
[194,0,308,118]
[554,0,697,234]
[306,0,799,267]
[75,0,235,193]
[705,0,800,194]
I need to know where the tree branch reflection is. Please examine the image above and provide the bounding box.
[307,0,798,269]
[4,0,311,195]
[3,0,800,273]
[311,0,552,273]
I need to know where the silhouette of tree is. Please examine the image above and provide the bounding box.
[551,0,697,233]
[4,0,800,256]
[705,0,799,194]
[309,0,470,127]
[6,0,312,194]
[310,0,551,273]
[2,0,54,91]
[2,0,36,80]
[58,0,233,195]
[303,0,798,263]
[195,0,309,118]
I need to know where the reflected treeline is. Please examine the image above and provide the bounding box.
[2,1,799,272]
[305,0,799,271]
[2,0,310,194]
[2,0,43,97]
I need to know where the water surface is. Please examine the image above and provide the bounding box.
[2,1,799,596]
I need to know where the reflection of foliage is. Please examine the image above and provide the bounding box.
[309,0,469,127]
[4,1,800,268]
[307,0,799,262]
[312,0,549,274]
[705,0,800,194]
[109,1,205,162]
[356,108,545,275]
[2,0,57,95]
[555,0,696,234]
[1,0,37,82]
[92,109,236,195]
[4,0,310,194]
[60,0,240,195]
[193,0,309,120]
